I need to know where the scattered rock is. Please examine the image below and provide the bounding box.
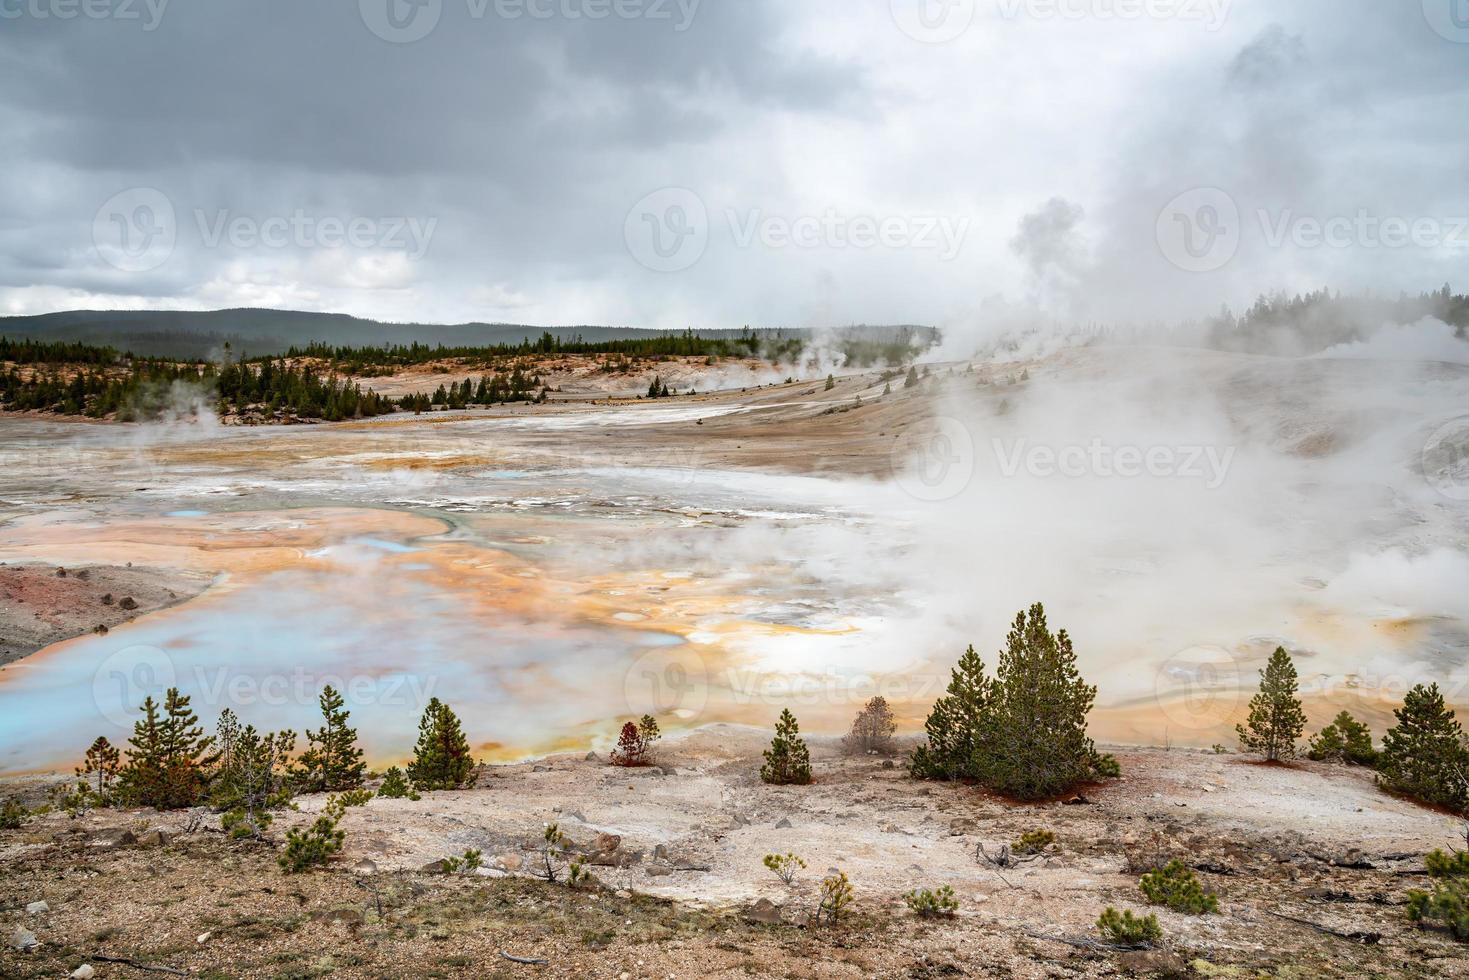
[881,760,895,769]
[653,844,669,860]
[351,858,378,875]
[614,889,632,899]
[25,901,48,915]
[774,817,792,830]
[532,765,550,773]
[88,828,136,850]
[100,594,114,606]
[562,809,586,823]
[137,829,169,848]
[196,931,212,944]
[584,751,598,762]
[71,965,95,979]
[659,765,677,776]
[743,898,782,925]
[118,596,138,611]
[646,862,673,877]
[9,925,38,951]
[593,832,623,854]
[948,818,977,836]
[497,853,523,872]
[419,859,451,874]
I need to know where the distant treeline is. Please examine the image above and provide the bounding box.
[1205,285,1469,355]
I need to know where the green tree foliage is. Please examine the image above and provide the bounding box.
[1377,684,1469,809]
[377,766,420,800]
[279,794,350,873]
[1097,907,1162,946]
[843,696,897,755]
[824,374,835,390]
[1235,647,1306,762]
[76,736,121,802]
[909,645,990,781]
[1407,848,1469,941]
[1140,860,1219,914]
[292,686,366,792]
[116,689,218,810]
[904,365,920,388]
[761,709,813,785]
[214,721,297,840]
[976,604,1103,799]
[904,885,959,917]
[1307,710,1377,766]
[911,608,1114,799]
[408,698,476,791]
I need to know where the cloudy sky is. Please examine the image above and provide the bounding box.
[1,0,1466,329]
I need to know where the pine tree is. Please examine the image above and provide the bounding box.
[377,766,420,800]
[1377,684,1469,809]
[408,698,476,791]
[76,736,121,801]
[910,645,990,780]
[638,715,661,763]
[825,374,835,390]
[1235,647,1306,762]
[904,366,920,388]
[116,688,218,810]
[760,709,812,785]
[1307,710,1377,766]
[292,686,366,792]
[611,721,645,767]
[977,603,1103,799]
[843,696,896,755]
[216,725,296,839]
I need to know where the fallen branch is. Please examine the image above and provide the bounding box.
[91,954,191,976]
[1264,910,1381,945]
[1021,930,1151,953]
[499,951,550,965]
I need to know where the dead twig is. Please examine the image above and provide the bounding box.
[499,950,550,965]
[91,954,191,976]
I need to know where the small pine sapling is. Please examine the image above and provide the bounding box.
[1140,860,1219,914]
[1012,829,1056,855]
[279,794,350,873]
[1097,907,1162,946]
[1308,711,1377,766]
[1406,848,1469,941]
[1235,647,1306,762]
[377,766,421,801]
[76,736,121,803]
[904,885,959,918]
[760,709,813,785]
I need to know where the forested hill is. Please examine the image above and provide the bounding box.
[0,309,937,360]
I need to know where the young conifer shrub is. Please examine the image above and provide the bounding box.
[76,736,121,803]
[377,766,421,800]
[815,870,854,925]
[1308,710,1377,766]
[761,709,813,785]
[279,794,349,873]
[408,698,476,791]
[1377,684,1469,809]
[1235,647,1306,761]
[1406,848,1469,941]
[214,721,297,839]
[1012,829,1056,855]
[904,885,959,917]
[763,852,806,886]
[1097,907,1162,946]
[292,686,366,792]
[1140,860,1219,914]
[0,798,28,830]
